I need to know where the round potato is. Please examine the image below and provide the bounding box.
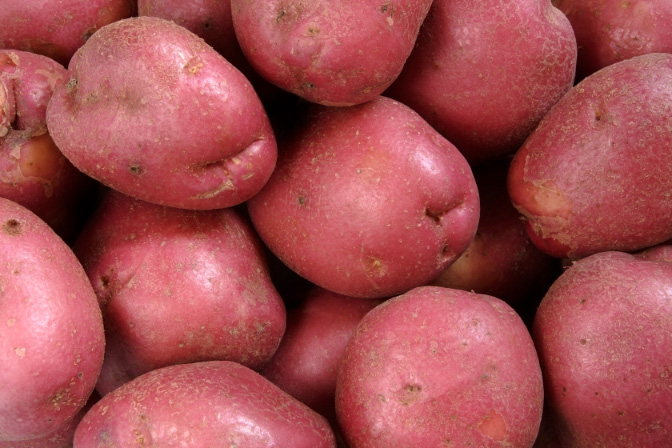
[46,16,277,210]
[0,198,105,442]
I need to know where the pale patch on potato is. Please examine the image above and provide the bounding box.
[478,410,508,442]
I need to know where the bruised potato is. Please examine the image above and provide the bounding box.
[46,16,277,210]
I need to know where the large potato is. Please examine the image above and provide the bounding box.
[385,0,577,165]
[335,286,544,447]
[73,361,336,447]
[247,96,479,299]
[508,53,672,259]
[46,16,277,210]
[73,190,286,395]
[0,198,104,442]
[230,0,433,106]
[0,49,98,243]
[533,251,672,447]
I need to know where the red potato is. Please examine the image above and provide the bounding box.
[553,0,672,81]
[0,198,105,442]
[385,0,577,166]
[73,190,287,396]
[0,0,136,67]
[46,16,277,210]
[230,0,433,106]
[533,251,672,447]
[261,287,381,418]
[335,286,544,448]
[73,361,337,447]
[247,96,480,299]
[508,53,672,260]
[0,49,98,243]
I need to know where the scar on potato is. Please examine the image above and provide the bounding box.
[3,218,22,236]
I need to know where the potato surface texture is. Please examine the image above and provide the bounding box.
[73,361,337,447]
[335,286,544,447]
[533,251,672,447]
[230,0,433,106]
[0,198,105,442]
[46,16,277,210]
[72,190,286,395]
[247,96,479,299]
[508,53,672,259]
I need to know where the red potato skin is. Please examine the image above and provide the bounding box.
[508,53,672,260]
[385,0,577,166]
[0,50,98,243]
[247,96,480,299]
[0,0,136,67]
[73,190,287,396]
[553,0,672,81]
[260,287,381,417]
[532,251,672,447]
[0,198,105,442]
[335,286,544,448]
[230,0,433,106]
[73,361,337,447]
[46,16,277,210]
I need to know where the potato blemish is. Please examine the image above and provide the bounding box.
[3,218,22,236]
[478,411,508,441]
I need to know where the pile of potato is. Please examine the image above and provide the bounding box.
[1,1,671,447]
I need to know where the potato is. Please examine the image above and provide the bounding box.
[553,0,672,80]
[335,286,544,447]
[247,96,479,299]
[73,190,287,396]
[532,251,672,447]
[385,0,577,165]
[0,0,136,66]
[0,49,98,243]
[0,198,105,442]
[230,0,433,106]
[46,16,277,210]
[508,53,672,260]
[73,361,337,447]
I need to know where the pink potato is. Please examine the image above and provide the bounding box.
[508,53,672,260]
[385,0,577,166]
[0,198,105,442]
[553,0,672,81]
[46,16,277,210]
[0,0,136,67]
[73,190,287,396]
[73,361,336,447]
[335,286,544,448]
[532,251,672,447]
[230,0,433,106]
[0,49,98,243]
[247,96,480,299]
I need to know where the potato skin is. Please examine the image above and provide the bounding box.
[73,190,286,395]
[73,361,337,447]
[46,16,277,210]
[0,0,136,66]
[385,0,577,165]
[0,198,105,442]
[508,53,672,259]
[247,96,479,299]
[532,251,672,447]
[335,286,544,448]
[231,0,433,106]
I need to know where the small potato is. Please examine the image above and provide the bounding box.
[230,0,433,106]
[46,16,277,210]
[73,361,337,447]
[0,198,105,442]
[533,251,672,447]
[0,0,136,66]
[247,96,479,299]
[335,286,544,448]
[508,53,672,259]
[73,190,287,396]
